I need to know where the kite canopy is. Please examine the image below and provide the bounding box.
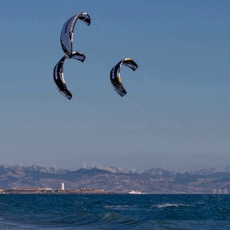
[53,52,86,100]
[60,12,91,58]
[110,58,138,97]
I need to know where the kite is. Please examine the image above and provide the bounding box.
[60,12,91,59]
[53,52,86,100]
[110,58,138,97]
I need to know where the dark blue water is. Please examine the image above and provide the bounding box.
[0,194,230,229]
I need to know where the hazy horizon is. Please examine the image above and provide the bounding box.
[1,162,230,174]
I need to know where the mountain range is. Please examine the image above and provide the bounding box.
[0,164,230,194]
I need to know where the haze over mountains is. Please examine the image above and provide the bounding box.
[0,164,230,194]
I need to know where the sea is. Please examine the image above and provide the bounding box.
[0,194,230,229]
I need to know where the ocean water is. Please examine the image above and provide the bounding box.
[0,194,230,229]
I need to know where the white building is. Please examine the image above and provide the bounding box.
[60,182,65,191]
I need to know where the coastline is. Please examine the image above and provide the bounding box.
[0,188,120,195]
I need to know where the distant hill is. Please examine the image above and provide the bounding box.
[143,167,174,178]
[0,164,230,194]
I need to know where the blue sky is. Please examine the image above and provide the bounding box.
[0,0,230,172]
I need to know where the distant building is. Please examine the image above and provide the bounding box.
[61,182,64,191]
[217,189,222,194]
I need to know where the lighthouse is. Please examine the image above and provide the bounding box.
[60,182,65,191]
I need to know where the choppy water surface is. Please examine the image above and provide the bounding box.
[0,194,230,229]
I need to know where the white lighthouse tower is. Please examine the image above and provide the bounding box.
[60,182,65,191]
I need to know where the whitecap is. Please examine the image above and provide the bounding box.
[155,203,189,208]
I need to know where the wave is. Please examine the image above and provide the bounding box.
[155,203,190,208]
[104,205,131,209]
